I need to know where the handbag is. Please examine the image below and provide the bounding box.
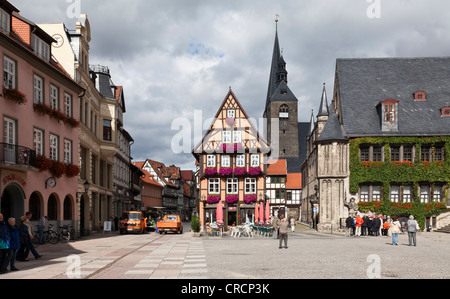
[0,238,9,249]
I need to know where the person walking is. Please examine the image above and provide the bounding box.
[389,215,402,245]
[278,215,289,249]
[271,214,279,239]
[345,216,353,237]
[407,215,420,246]
[0,213,10,274]
[6,217,20,271]
[37,216,47,244]
[290,217,295,233]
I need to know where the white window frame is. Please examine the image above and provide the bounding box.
[64,139,72,163]
[360,186,369,202]
[50,84,59,110]
[206,155,216,167]
[420,185,430,203]
[33,75,43,104]
[221,155,230,167]
[208,178,220,194]
[403,185,412,203]
[245,178,257,194]
[433,185,442,201]
[233,130,242,143]
[236,154,245,167]
[49,134,58,161]
[390,185,399,203]
[227,178,238,194]
[227,109,235,118]
[250,154,260,167]
[222,130,232,143]
[64,92,72,116]
[3,56,15,89]
[33,128,44,156]
[372,186,382,201]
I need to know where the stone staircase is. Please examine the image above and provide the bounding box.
[435,225,450,233]
[435,211,450,233]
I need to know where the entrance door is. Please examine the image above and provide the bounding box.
[3,117,16,163]
[0,183,25,221]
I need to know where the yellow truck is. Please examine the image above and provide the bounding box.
[120,211,146,234]
[156,215,183,234]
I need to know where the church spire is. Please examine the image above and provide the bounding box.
[318,83,329,117]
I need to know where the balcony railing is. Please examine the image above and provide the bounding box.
[0,143,36,168]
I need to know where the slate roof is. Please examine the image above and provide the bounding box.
[336,57,450,137]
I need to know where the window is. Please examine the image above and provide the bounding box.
[421,146,431,162]
[103,119,112,141]
[208,178,220,194]
[206,155,216,167]
[403,185,412,203]
[360,146,370,161]
[245,178,256,194]
[3,56,15,89]
[64,139,72,163]
[384,103,396,122]
[390,146,400,161]
[279,104,289,119]
[250,154,260,167]
[49,134,58,161]
[373,146,383,161]
[0,9,10,33]
[403,146,413,161]
[33,128,44,156]
[420,185,430,203]
[236,154,245,167]
[227,110,235,118]
[414,91,426,101]
[50,85,59,110]
[360,186,369,202]
[33,75,43,104]
[434,146,444,162]
[233,131,242,143]
[442,107,450,117]
[227,178,238,194]
[31,34,50,62]
[433,185,442,201]
[222,131,231,143]
[64,93,72,117]
[390,185,400,203]
[372,186,382,201]
[221,155,230,167]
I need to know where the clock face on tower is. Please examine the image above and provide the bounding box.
[280,120,288,130]
[46,177,57,188]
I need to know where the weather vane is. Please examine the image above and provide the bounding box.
[275,14,279,23]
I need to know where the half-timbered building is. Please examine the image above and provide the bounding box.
[193,89,270,228]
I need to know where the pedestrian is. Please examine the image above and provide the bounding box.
[389,215,402,245]
[372,214,381,237]
[271,213,279,239]
[0,213,10,274]
[382,220,390,236]
[17,216,41,261]
[407,215,420,246]
[290,217,295,233]
[278,215,289,249]
[386,216,392,236]
[37,215,47,244]
[6,217,20,271]
[24,212,42,259]
[362,215,369,236]
[355,214,363,236]
[345,215,353,237]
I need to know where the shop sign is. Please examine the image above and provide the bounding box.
[2,174,26,187]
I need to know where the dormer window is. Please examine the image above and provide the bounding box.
[0,8,10,33]
[378,99,399,132]
[382,99,397,122]
[414,91,426,101]
[31,34,50,62]
[442,107,450,117]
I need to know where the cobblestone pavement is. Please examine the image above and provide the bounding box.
[1,223,450,279]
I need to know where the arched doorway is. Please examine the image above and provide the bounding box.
[29,192,43,221]
[63,195,73,220]
[48,194,59,221]
[0,183,25,221]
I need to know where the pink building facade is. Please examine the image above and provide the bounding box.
[0,0,83,226]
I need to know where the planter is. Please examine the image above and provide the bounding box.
[3,88,27,105]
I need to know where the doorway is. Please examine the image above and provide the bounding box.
[0,183,25,221]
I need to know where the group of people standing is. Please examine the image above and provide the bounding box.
[0,212,43,274]
[346,213,420,246]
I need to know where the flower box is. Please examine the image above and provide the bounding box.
[33,103,79,128]
[207,194,221,204]
[65,163,81,178]
[219,167,233,176]
[204,167,217,176]
[222,143,243,152]
[225,194,239,204]
[50,160,66,178]
[247,167,262,176]
[3,88,27,105]
[243,194,257,204]
[233,167,246,176]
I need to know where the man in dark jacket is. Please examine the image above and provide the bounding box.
[372,215,381,236]
[345,216,353,237]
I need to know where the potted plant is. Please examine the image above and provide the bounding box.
[225,194,239,204]
[190,216,201,236]
[3,88,27,105]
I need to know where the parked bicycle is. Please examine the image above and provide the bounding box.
[32,227,51,247]
[47,224,71,244]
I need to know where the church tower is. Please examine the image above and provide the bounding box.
[263,19,299,159]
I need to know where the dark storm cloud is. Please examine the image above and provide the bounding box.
[13,0,450,169]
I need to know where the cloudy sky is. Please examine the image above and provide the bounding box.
[13,0,450,170]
